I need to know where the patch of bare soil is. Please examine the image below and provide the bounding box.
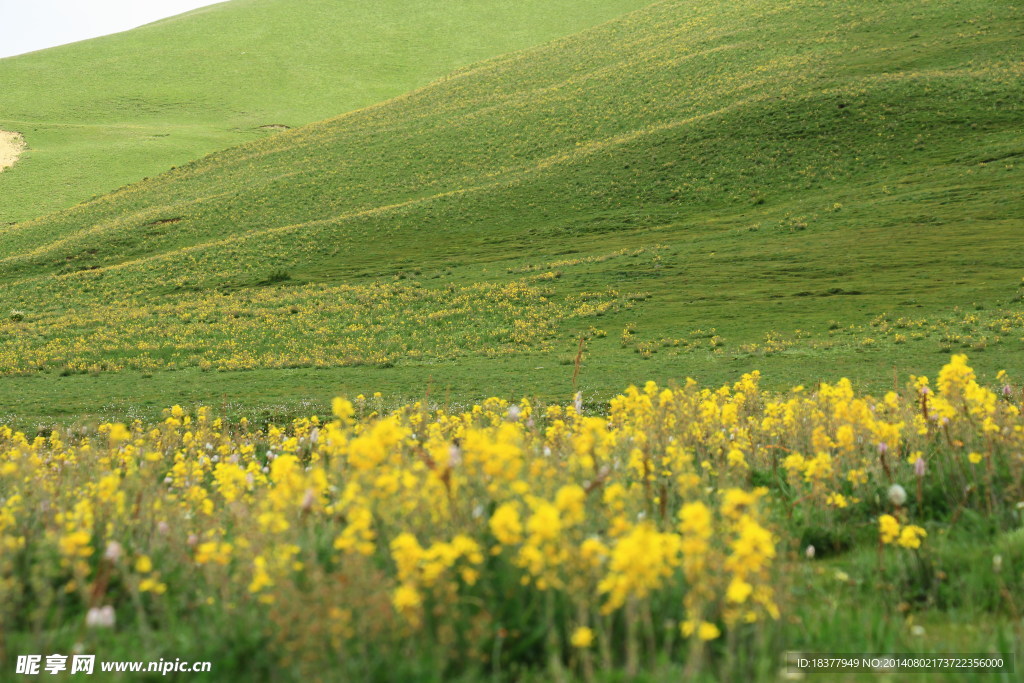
[0,130,26,173]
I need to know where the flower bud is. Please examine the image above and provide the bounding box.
[448,443,462,467]
[301,488,316,512]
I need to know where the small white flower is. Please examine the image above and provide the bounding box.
[507,405,521,421]
[993,554,1003,573]
[888,484,907,507]
[103,541,123,562]
[805,545,815,559]
[85,606,115,629]
[448,443,462,467]
[910,625,925,637]
[156,521,170,535]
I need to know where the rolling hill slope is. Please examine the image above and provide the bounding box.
[1,0,1022,424]
[0,0,649,223]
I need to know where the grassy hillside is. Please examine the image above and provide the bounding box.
[0,0,649,223]
[1,0,1022,425]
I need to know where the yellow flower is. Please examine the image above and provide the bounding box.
[135,555,153,574]
[248,556,273,593]
[878,515,900,544]
[598,523,681,613]
[782,453,805,474]
[968,452,983,464]
[720,488,759,519]
[107,423,131,443]
[570,626,594,649]
[332,398,355,421]
[334,506,376,556]
[937,354,975,397]
[727,448,748,469]
[489,502,523,546]
[677,501,712,538]
[826,493,848,508]
[392,583,422,611]
[554,484,586,525]
[195,541,233,565]
[698,622,721,641]
[897,525,927,549]
[58,530,93,559]
[602,483,627,511]
[726,577,753,603]
[526,502,562,542]
[681,620,721,641]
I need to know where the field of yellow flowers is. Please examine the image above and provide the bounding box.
[0,279,630,376]
[1,354,1020,680]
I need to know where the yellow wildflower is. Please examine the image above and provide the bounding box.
[878,515,900,544]
[570,626,594,649]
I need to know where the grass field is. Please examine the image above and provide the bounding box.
[1,0,1023,678]
[0,0,1021,426]
[0,0,649,224]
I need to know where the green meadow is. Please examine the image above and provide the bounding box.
[0,1,1022,681]
[0,0,1021,426]
[0,0,649,224]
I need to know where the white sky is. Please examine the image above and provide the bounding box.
[0,0,225,59]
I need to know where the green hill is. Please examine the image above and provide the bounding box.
[0,0,649,224]
[1,0,1022,424]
